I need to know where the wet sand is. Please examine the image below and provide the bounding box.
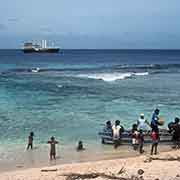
[1,148,180,180]
[0,142,173,173]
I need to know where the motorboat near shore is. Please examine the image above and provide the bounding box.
[22,40,59,53]
[98,129,173,145]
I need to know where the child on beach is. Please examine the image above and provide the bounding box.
[151,131,159,155]
[47,136,59,160]
[131,124,139,150]
[27,132,34,150]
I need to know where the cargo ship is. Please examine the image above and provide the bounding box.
[22,40,60,53]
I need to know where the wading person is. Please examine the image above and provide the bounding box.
[112,120,124,149]
[27,132,34,150]
[47,136,59,160]
[104,121,112,134]
[76,141,85,151]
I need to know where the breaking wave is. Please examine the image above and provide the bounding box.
[77,72,149,82]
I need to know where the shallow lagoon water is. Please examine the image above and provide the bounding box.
[0,49,180,170]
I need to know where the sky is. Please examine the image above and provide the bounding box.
[0,0,180,49]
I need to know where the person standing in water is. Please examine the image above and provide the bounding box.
[47,136,59,160]
[104,121,112,133]
[151,109,160,134]
[76,141,85,151]
[137,114,149,131]
[112,120,124,149]
[27,132,34,150]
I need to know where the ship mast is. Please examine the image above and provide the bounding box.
[44,40,47,48]
[41,40,47,49]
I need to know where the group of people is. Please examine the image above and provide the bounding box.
[104,109,180,155]
[26,133,85,160]
[26,108,180,160]
[27,133,59,160]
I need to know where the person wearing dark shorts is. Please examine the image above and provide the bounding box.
[138,129,144,154]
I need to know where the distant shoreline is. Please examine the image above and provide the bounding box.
[1,48,180,51]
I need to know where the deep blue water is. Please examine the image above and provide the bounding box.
[0,49,180,150]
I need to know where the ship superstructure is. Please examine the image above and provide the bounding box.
[22,40,59,53]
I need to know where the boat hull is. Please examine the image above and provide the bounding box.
[23,48,60,53]
[99,129,173,145]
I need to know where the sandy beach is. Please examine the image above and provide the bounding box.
[1,0,180,177]
[1,149,180,180]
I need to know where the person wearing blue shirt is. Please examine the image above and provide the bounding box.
[151,109,160,133]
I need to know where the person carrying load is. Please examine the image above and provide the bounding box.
[151,109,161,133]
[151,109,164,141]
[112,120,124,149]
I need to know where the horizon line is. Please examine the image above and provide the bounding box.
[1,48,180,51]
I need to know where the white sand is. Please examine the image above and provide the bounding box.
[1,149,180,180]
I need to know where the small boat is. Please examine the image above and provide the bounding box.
[98,129,173,145]
[31,67,40,73]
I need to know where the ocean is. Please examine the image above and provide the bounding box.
[0,49,180,170]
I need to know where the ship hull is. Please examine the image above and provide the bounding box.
[23,48,60,53]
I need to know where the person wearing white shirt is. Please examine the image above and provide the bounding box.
[112,120,124,148]
[137,114,149,131]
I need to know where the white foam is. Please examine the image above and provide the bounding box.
[77,72,148,82]
[57,84,63,88]
[133,72,149,76]
[31,67,40,73]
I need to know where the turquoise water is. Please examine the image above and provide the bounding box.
[0,49,180,168]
